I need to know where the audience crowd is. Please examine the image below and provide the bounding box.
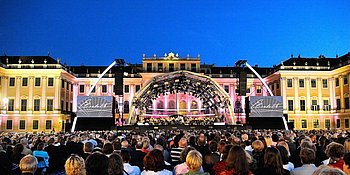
[1,128,350,175]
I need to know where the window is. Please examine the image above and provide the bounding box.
[346,119,350,128]
[325,119,331,129]
[48,78,54,86]
[313,119,319,128]
[102,85,107,93]
[19,120,25,130]
[79,85,84,93]
[21,99,27,111]
[22,78,28,86]
[322,79,328,88]
[191,64,196,72]
[71,84,73,92]
[169,63,174,72]
[301,119,307,128]
[6,120,12,130]
[70,103,72,112]
[344,76,348,85]
[45,120,52,130]
[299,79,304,88]
[47,99,53,111]
[311,100,318,111]
[256,86,262,93]
[345,97,350,109]
[66,82,69,90]
[180,63,186,70]
[311,79,316,88]
[336,78,339,87]
[61,100,64,112]
[271,84,274,91]
[124,101,129,113]
[287,79,293,87]
[336,99,341,110]
[35,78,41,86]
[224,85,229,93]
[91,86,96,93]
[288,100,293,111]
[66,102,69,112]
[158,63,163,71]
[8,99,14,111]
[9,77,15,86]
[33,120,39,130]
[136,85,141,92]
[147,63,152,72]
[276,83,280,89]
[34,99,40,111]
[336,119,341,128]
[124,85,130,93]
[300,100,306,111]
[61,79,65,88]
[324,100,330,111]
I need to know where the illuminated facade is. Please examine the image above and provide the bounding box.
[0,52,349,131]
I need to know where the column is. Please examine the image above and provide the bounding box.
[1,77,8,107]
[317,78,323,110]
[15,76,21,112]
[72,84,78,112]
[54,76,60,112]
[28,76,34,112]
[329,78,335,110]
[340,76,344,108]
[306,77,311,112]
[293,77,299,111]
[41,76,47,113]
[281,78,287,111]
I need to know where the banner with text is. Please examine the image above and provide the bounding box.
[249,96,283,117]
[77,96,113,117]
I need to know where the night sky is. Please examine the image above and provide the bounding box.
[1,0,349,67]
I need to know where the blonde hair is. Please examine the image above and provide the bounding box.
[252,140,265,152]
[65,155,86,175]
[264,136,273,147]
[19,155,38,173]
[278,141,290,155]
[186,150,202,171]
[344,139,350,153]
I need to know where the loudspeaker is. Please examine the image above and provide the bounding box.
[114,67,123,95]
[245,97,250,124]
[239,69,247,96]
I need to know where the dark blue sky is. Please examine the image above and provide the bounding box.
[1,1,349,67]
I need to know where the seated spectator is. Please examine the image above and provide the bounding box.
[108,153,124,175]
[182,150,209,175]
[312,165,346,175]
[326,142,345,171]
[255,147,290,175]
[252,140,265,170]
[121,149,140,175]
[0,145,12,175]
[212,144,233,175]
[82,142,94,160]
[65,154,85,175]
[343,152,350,175]
[222,145,251,175]
[32,142,49,175]
[171,137,188,166]
[291,148,317,175]
[130,141,146,171]
[141,149,172,175]
[86,152,109,175]
[19,155,38,175]
[102,143,114,157]
[13,143,26,165]
[277,146,294,171]
[173,147,204,175]
[20,138,32,155]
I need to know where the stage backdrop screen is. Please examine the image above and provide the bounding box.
[77,96,113,117]
[249,96,283,117]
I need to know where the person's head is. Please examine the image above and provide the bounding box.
[344,139,350,153]
[154,144,164,153]
[143,149,165,172]
[312,165,347,175]
[108,153,124,175]
[252,140,264,152]
[112,141,121,151]
[272,133,279,142]
[65,154,85,175]
[19,155,38,173]
[120,149,131,163]
[84,142,94,153]
[226,145,249,175]
[326,142,345,161]
[102,143,113,155]
[276,145,289,165]
[264,147,284,175]
[13,143,24,155]
[343,152,350,175]
[142,137,150,149]
[37,142,45,151]
[209,141,218,153]
[221,144,233,160]
[86,152,109,175]
[180,147,196,163]
[300,141,316,152]
[121,140,129,148]
[178,137,188,148]
[277,141,290,156]
[300,148,316,165]
[135,141,143,149]
[186,150,203,172]
[20,138,29,146]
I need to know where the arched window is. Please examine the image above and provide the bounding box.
[191,100,198,109]
[169,100,176,109]
[124,101,129,113]
[157,100,164,109]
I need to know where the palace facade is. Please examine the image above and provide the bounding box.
[0,52,349,132]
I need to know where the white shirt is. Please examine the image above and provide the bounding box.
[141,169,172,175]
[124,163,141,175]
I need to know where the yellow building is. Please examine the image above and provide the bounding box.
[0,56,73,132]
